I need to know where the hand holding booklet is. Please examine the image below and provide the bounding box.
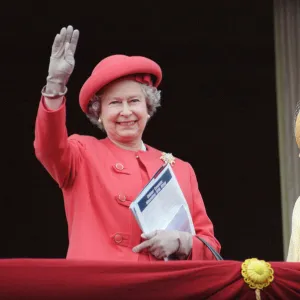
[129,163,195,239]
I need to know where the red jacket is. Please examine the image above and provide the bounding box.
[34,98,221,261]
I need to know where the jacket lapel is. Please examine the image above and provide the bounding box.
[140,145,166,180]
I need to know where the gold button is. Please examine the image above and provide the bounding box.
[118,194,126,202]
[114,234,123,244]
[115,163,124,170]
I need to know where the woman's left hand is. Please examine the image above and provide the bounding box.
[132,230,192,260]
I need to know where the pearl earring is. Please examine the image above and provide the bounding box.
[98,118,102,123]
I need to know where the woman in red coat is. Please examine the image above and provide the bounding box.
[34,25,221,261]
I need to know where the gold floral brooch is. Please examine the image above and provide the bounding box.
[160,152,176,166]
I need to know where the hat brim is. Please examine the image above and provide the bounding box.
[79,56,162,113]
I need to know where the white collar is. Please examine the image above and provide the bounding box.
[141,141,147,151]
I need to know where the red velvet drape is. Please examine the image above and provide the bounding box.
[0,259,299,299]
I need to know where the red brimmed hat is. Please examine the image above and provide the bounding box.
[79,54,162,113]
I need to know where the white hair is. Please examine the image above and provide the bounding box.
[86,83,161,131]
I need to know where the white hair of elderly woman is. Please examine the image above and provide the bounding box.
[86,83,161,131]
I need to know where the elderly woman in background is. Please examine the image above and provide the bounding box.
[287,103,300,262]
[34,25,221,261]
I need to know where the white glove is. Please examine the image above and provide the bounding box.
[45,25,79,95]
[132,230,192,260]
